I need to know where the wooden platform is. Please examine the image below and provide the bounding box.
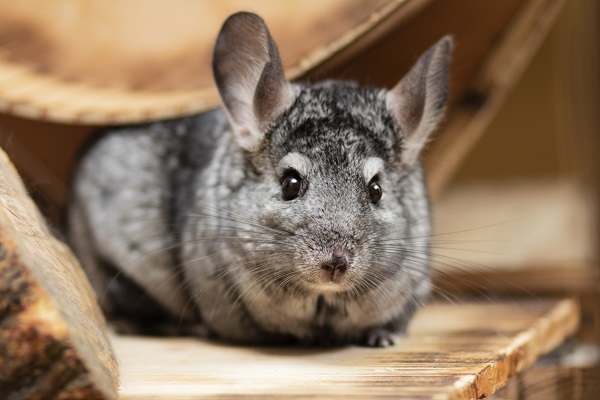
[115,298,578,399]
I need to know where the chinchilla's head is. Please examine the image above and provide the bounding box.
[212,12,452,297]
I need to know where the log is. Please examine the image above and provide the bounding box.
[0,147,117,399]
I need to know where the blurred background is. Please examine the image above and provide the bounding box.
[0,0,597,397]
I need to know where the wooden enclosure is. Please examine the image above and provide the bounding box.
[0,0,598,398]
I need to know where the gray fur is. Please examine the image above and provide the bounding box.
[68,12,452,346]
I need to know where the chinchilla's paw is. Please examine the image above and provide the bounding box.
[366,328,404,347]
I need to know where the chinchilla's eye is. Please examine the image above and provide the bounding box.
[368,178,382,204]
[281,171,302,200]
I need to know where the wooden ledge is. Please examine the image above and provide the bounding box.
[115,297,578,399]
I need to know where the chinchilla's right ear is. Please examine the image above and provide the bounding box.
[213,12,295,152]
[386,36,453,166]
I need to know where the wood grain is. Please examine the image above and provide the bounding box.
[0,146,117,399]
[0,0,410,124]
[0,0,391,91]
[115,298,578,399]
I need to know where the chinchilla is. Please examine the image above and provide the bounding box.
[68,12,452,346]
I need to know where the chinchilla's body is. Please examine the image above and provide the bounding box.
[68,12,452,346]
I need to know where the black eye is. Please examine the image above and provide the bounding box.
[281,171,302,201]
[368,179,382,204]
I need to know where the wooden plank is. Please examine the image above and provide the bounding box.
[115,298,578,399]
[424,0,566,198]
[0,146,118,399]
[309,0,523,99]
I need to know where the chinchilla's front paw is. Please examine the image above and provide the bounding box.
[366,328,404,347]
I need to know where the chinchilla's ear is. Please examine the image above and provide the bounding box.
[386,36,453,165]
[213,12,295,152]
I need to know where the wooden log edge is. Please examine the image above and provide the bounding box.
[0,147,118,399]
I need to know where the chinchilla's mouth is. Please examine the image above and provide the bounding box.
[305,272,353,293]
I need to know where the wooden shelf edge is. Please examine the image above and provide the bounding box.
[463,298,579,399]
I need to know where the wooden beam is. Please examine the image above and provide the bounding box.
[425,0,566,198]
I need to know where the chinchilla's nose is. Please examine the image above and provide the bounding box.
[320,249,353,283]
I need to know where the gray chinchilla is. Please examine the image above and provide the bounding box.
[68,12,453,346]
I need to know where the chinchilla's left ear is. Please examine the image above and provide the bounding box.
[386,36,453,165]
[213,12,295,152]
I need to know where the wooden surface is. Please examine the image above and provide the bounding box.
[0,0,396,90]
[0,0,553,127]
[0,0,417,124]
[0,146,117,399]
[115,298,579,399]
[424,0,566,197]
[431,180,597,294]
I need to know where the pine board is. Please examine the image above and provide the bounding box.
[115,298,578,399]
